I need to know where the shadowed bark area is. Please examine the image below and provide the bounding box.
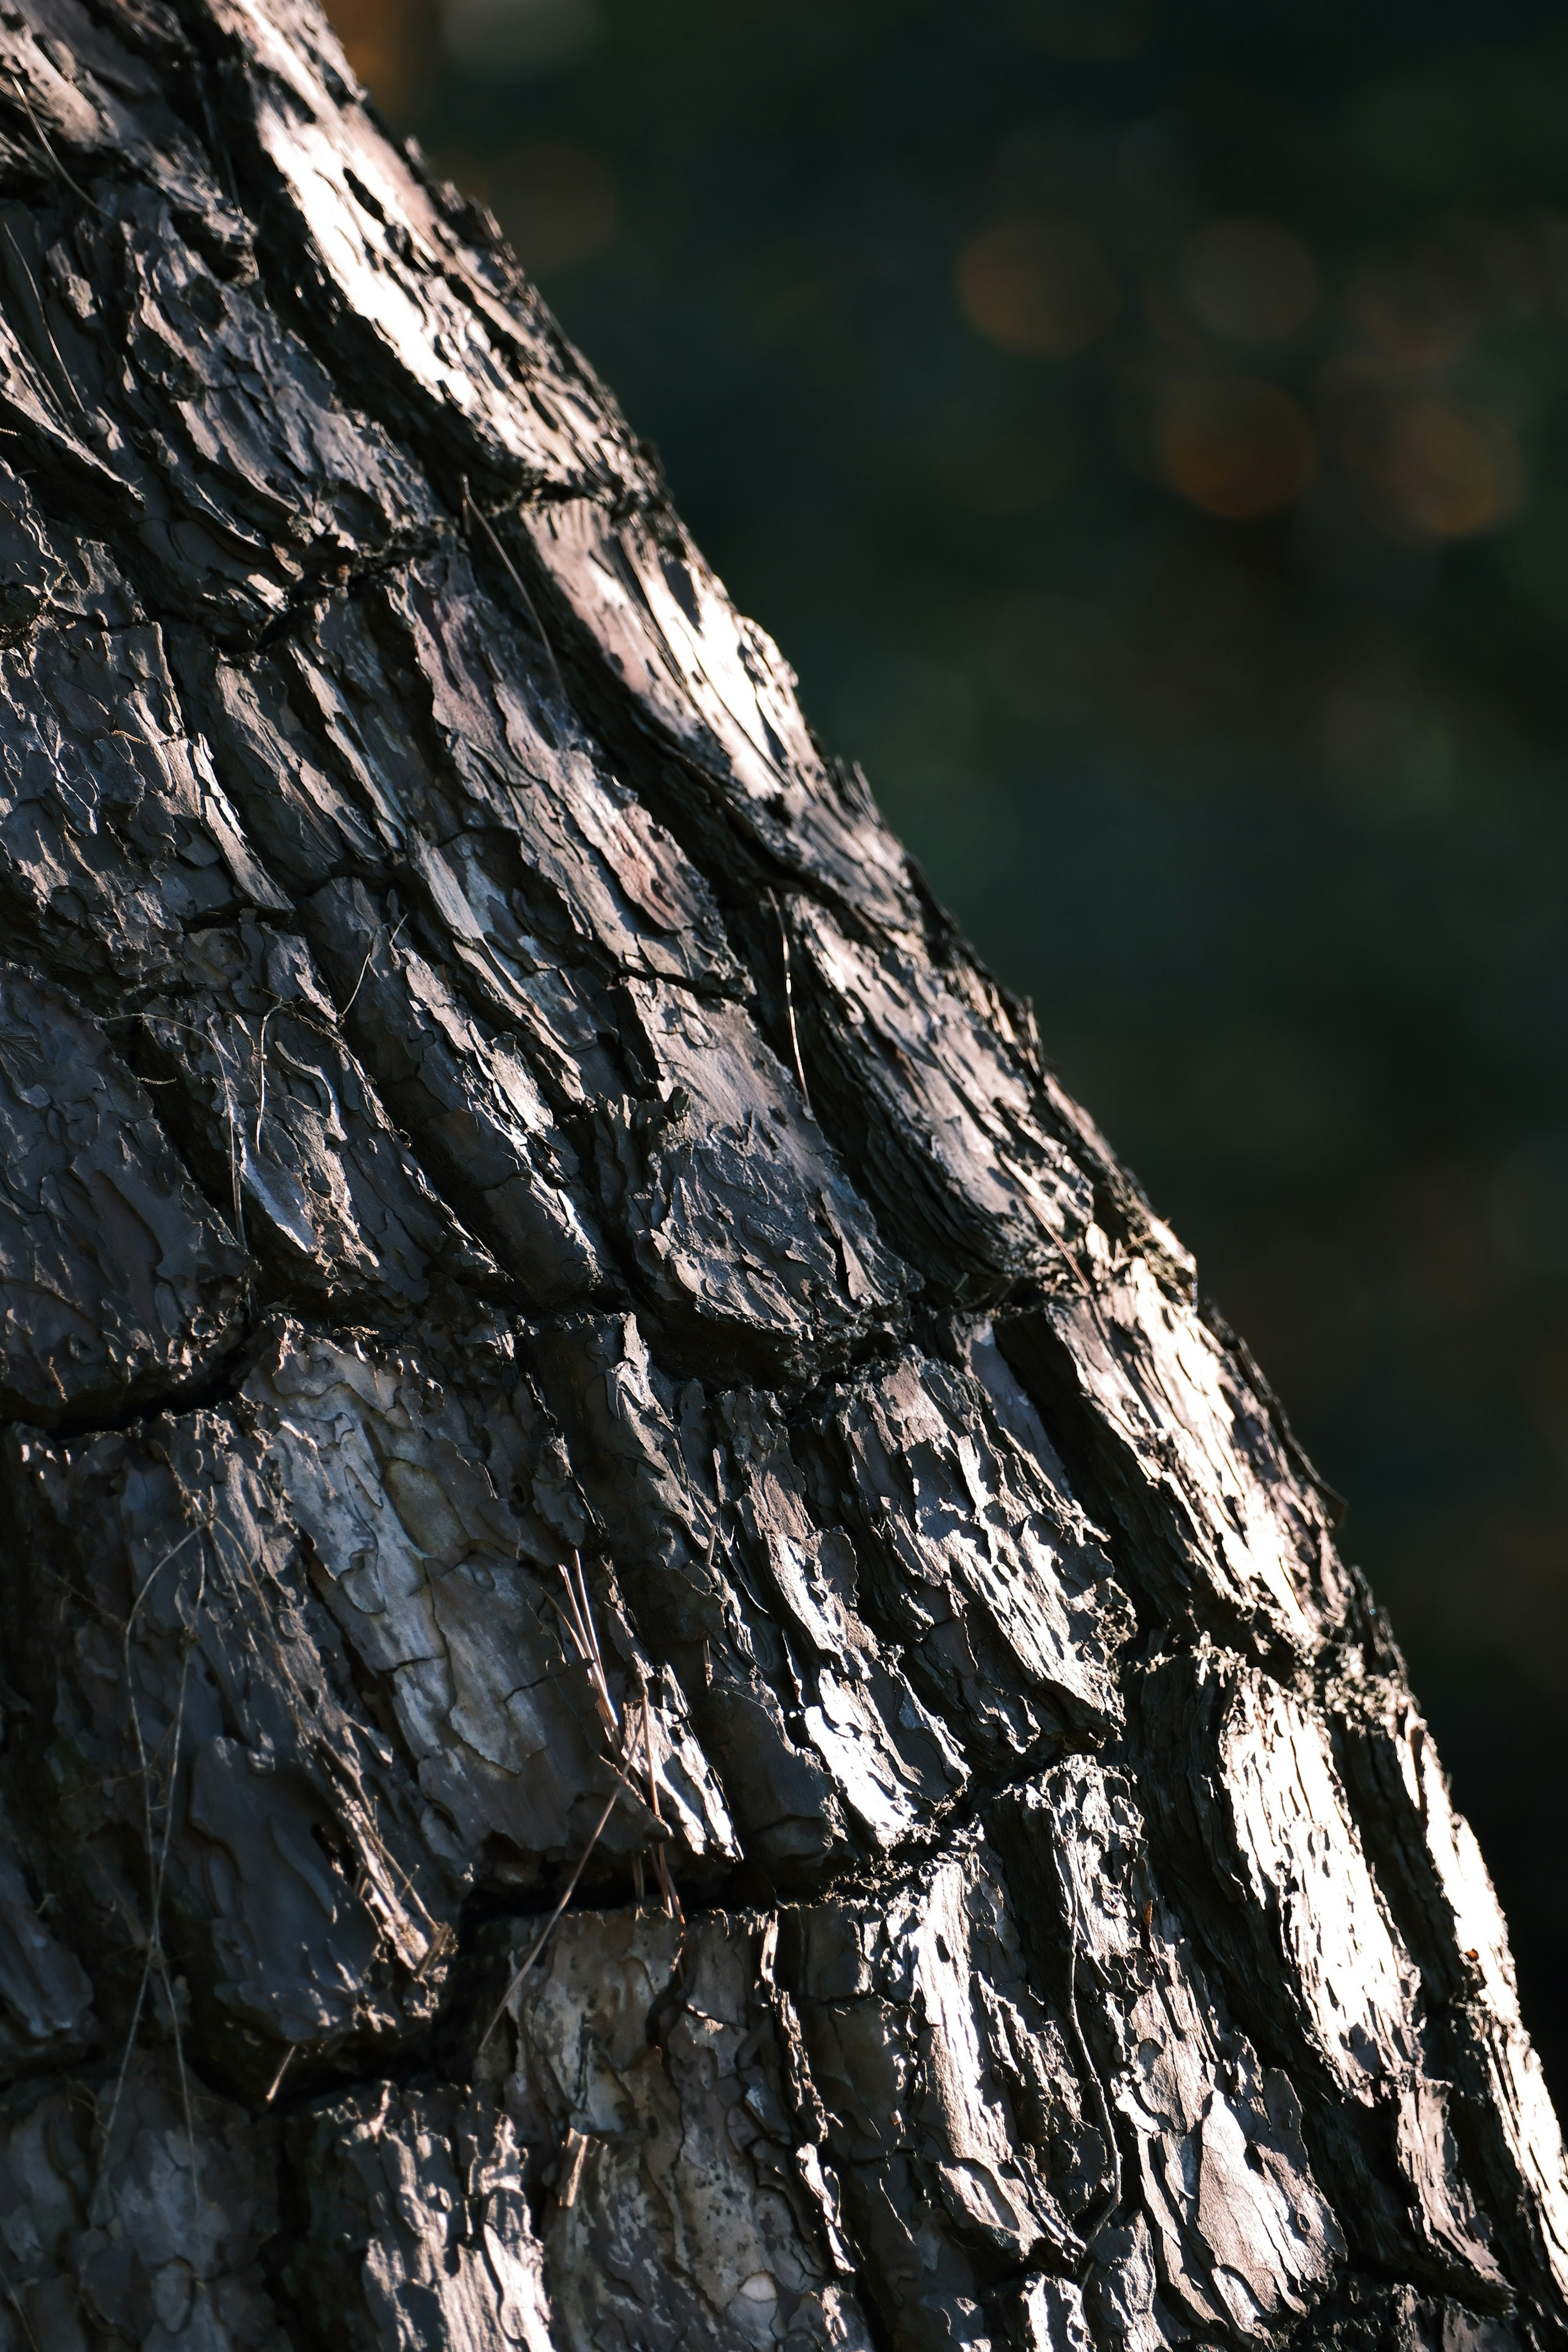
[0,3,1560,2348]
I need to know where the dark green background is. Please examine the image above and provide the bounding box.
[379,0,1568,2094]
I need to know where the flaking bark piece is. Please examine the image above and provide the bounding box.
[808,1349,1130,1762]
[204,0,640,497]
[472,1907,878,2352]
[1140,1643,1511,2304]
[999,1265,1352,1665]
[528,1312,863,1884]
[992,1758,1345,2343]
[719,1384,969,1851]
[1332,1668,1568,2319]
[0,183,432,639]
[284,2082,553,2352]
[0,1408,457,2092]
[312,867,904,1381]
[0,0,254,277]
[137,918,503,1312]
[0,961,244,1421]
[524,498,919,938]
[0,463,144,633]
[282,550,746,997]
[381,545,747,992]
[0,454,66,640]
[305,879,611,1314]
[789,897,1098,1307]
[0,580,280,989]
[172,635,388,897]
[102,188,436,632]
[0,2053,289,2351]
[243,1317,737,1889]
[0,269,145,535]
[594,977,911,1381]
[773,1842,1087,2352]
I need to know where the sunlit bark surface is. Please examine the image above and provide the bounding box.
[0,3,1562,2346]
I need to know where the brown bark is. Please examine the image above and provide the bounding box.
[0,2,1560,2346]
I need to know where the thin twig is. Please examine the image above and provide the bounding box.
[102,1529,208,2205]
[641,1686,662,1824]
[555,1555,617,1738]
[198,82,236,205]
[766,889,811,1116]
[213,1027,245,1259]
[5,67,103,216]
[476,1750,639,2057]
[203,1515,443,1949]
[252,999,281,1160]
[573,1553,614,1722]
[162,1945,203,2281]
[338,908,409,1025]
[106,1009,251,1264]
[0,218,82,413]
[554,1559,588,1652]
[641,1686,681,1924]
[461,474,569,708]
[263,2045,295,2105]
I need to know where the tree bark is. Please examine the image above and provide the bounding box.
[0,3,1560,2348]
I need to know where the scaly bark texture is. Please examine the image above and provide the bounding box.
[0,4,1560,2348]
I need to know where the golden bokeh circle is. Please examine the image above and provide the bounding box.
[1159,378,1316,519]
[956,221,1122,360]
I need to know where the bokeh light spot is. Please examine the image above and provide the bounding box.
[956,221,1121,359]
[1158,377,1315,519]
[1375,397,1523,538]
[1179,217,1319,344]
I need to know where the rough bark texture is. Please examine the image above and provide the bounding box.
[0,4,1560,2348]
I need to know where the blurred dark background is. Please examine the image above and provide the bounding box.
[328,0,1568,2099]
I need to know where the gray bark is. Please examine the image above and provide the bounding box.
[0,2,1559,2348]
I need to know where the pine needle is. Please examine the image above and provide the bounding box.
[475,1747,639,2058]
[461,476,568,708]
[766,888,811,1116]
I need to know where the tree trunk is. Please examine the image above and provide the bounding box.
[0,3,1560,2348]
